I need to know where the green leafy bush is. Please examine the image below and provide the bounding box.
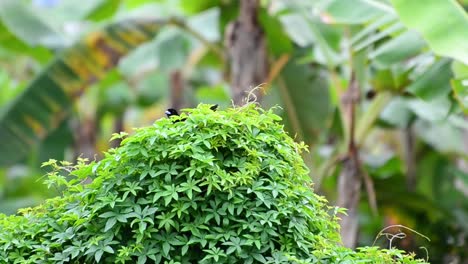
[0,104,426,263]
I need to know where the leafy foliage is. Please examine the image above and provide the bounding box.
[0,105,425,263]
[0,18,164,166]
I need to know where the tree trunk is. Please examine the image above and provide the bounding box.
[110,115,124,149]
[337,152,362,248]
[73,117,97,161]
[401,125,416,191]
[225,0,267,105]
[337,74,362,248]
[170,70,185,110]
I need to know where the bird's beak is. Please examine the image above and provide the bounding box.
[165,110,171,116]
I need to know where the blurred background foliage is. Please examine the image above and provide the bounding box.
[0,0,467,262]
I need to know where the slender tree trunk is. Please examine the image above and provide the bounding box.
[337,74,362,248]
[110,115,124,149]
[73,117,97,161]
[401,125,416,191]
[225,0,267,105]
[170,70,184,109]
[337,151,362,248]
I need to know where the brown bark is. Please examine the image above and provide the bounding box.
[225,0,268,105]
[73,117,97,161]
[338,74,362,248]
[401,125,416,191]
[110,115,124,149]
[337,151,362,248]
[170,70,184,110]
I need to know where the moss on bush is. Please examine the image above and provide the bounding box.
[0,104,426,263]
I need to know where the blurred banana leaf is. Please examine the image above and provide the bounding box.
[407,58,453,101]
[0,0,66,48]
[391,0,468,65]
[369,30,426,68]
[0,19,167,166]
[321,0,388,24]
[0,20,52,62]
[276,56,332,145]
[86,0,123,22]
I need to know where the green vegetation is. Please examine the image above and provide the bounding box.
[0,105,425,263]
[1,1,468,262]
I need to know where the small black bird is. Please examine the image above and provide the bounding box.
[165,108,185,123]
[165,104,218,122]
[165,108,179,118]
[209,104,218,111]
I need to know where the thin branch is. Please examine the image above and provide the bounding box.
[355,92,392,146]
[361,167,378,215]
[344,73,378,215]
[263,54,290,94]
[347,73,358,152]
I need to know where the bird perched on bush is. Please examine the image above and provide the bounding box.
[165,108,179,118]
[209,104,218,111]
[165,104,218,122]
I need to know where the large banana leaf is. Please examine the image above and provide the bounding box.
[271,53,332,146]
[390,0,468,65]
[0,19,166,166]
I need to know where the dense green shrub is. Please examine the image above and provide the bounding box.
[0,104,426,263]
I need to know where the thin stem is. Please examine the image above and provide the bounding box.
[355,92,392,146]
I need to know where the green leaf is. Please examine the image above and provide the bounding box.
[135,73,168,107]
[187,7,220,42]
[407,96,452,122]
[86,0,122,21]
[380,97,413,128]
[0,19,164,166]
[125,0,159,9]
[391,0,468,65]
[258,9,293,56]
[451,79,468,114]
[451,61,468,113]
[0,21,52,62]
[322,0,388,24]
[95,250,104,262]
[103,245,114,254]
[104,218,117,232]
[180,0,221,14]
[181,244,189,256]
[279,14,315,47]
[137,255,147,264]
[0,0,66,48]
[194,84,230,105]
[154,28,191,72]
[162,242,170,256]
[370,30,426,68]
[452,60,468,78]
[414,119,465,153]
[273,54,332,145]
[407,58,453,100]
